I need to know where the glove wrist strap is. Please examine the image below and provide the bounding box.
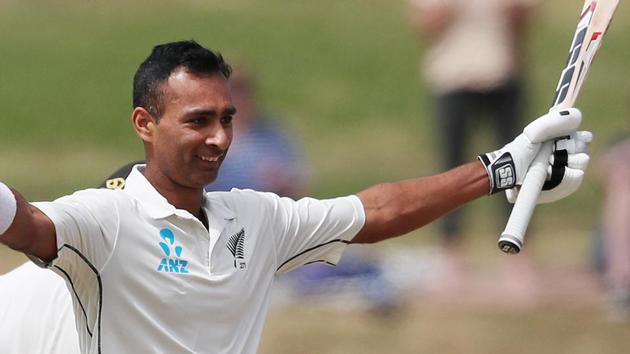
[478,151,516,195]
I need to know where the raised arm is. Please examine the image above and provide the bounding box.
[0,183,57,262]
[352,108,590,244]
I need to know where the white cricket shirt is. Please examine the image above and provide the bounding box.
[0,262,80,354]
[32,165,365,354]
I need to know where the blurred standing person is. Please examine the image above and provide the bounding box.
[206,66,309,198]
[600,137,630,320]
[408,0,537,289]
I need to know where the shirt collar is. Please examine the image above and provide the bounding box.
[123,164,236,221]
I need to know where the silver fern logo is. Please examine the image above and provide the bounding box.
[227,228,247,270]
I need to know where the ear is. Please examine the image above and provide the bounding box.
[132,107,157,143]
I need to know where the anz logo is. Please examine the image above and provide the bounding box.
[156,228,189,274]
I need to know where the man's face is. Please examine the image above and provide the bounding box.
[149,69,235,189]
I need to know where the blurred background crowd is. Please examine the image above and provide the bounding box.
[0,0,629,353]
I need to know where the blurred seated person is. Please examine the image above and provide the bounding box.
[207,66,308,198]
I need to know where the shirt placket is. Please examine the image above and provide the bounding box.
[206,213,233,276]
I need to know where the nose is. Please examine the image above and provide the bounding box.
[204,123,232,150]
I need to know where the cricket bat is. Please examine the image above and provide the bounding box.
[498,0,620,254]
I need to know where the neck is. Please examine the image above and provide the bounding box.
[143,165,205,219]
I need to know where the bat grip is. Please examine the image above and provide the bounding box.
[498,141,553,254]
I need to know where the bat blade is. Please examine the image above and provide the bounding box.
[551,0,619,110]
[498,0,619,255]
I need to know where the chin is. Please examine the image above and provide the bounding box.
[194,174,218,188]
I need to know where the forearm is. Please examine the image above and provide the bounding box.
[0,183,56,261]
[353,161,489,243]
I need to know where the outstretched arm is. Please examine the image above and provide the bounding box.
[353,161,488,243]
[353,108,589,244]
[0,183,57,262]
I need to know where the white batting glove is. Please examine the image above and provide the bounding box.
[478,108,582,195]
[506,131,592,204]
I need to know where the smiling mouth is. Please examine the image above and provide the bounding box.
[197,154,222,163]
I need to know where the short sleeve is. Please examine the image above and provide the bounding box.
[31,189,120,273]
[226,190,365,273]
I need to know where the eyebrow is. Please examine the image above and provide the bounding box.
[185,106,237,117]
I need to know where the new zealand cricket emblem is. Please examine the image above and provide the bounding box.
[227,228,247,270]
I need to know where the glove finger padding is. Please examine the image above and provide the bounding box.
[540,167,585,203]
[506,132,592,204]
[543,131,591,191]
[548,153,590,174]
[553,131,593,153]
[523,108,582,143]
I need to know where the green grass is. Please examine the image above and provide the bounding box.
[0,0,629,352]
[261,301,630,354]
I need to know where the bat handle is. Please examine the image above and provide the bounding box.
[498,141,553,254]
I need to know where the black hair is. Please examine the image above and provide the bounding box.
[132,40,232,118]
